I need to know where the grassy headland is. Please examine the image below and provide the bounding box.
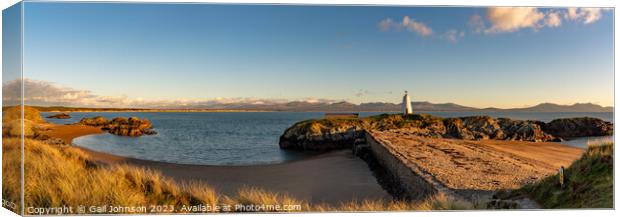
[2,106,472,213]
[516,141,613,208]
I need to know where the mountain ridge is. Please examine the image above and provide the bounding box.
[160,101,613,112]
[15,102,613,113]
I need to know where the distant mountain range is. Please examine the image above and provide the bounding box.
[167,101,613,112]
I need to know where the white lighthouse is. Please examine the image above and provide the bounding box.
[402,91,413,115]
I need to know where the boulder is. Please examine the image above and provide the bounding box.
[46,113,71,119]
[103,117,157,137]
[542,117,613,138]
[279,119,363,151]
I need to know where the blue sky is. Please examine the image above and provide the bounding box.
[14,3,614,108]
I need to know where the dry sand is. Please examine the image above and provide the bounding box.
[40,124,391,205]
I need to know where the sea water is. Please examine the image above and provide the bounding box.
[42,111,613,165]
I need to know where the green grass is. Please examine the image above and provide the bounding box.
[518,141,613,208]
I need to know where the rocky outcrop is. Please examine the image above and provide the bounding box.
[442,117,553,142]
[104,117,157,136]
[542,117,613,138]
[444,116,503,140]
[46,113,71,119]
[80,116,109,126]
[279,119,364,151]
[79,116,156,137]
[279,114,612,151]
[497,119,554,142]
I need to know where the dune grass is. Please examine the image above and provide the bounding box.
[518,141,613,208]
[2,106,473,213]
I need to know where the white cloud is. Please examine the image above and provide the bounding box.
[402,16,433,36]
[486,7,545,33]
[565,8,603,24]
[566,8,580,20]
[444,29,465,43]
[544,11,562,27]
[482,7,606,33]
[378,16,433,37]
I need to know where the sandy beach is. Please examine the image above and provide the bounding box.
[40,124,391,205]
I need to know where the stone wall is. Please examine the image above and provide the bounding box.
[365,131,438,201]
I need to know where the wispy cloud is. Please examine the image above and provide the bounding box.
[443,29,465,43]
[355,89,373,97]
[379,16,433,37]
[2,79,339,108]
[467,14,486,34]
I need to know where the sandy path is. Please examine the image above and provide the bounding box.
[40,124,391,205]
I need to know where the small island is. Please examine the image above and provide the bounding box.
[79,116,157,136]
[46,113,71,119]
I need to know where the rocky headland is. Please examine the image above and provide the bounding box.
[79,116,157,137]
[279,114,613,151]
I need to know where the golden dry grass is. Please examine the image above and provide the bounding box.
[2,105,45,138]
[2,106,45,123]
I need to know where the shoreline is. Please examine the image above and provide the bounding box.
[41,123,391,205]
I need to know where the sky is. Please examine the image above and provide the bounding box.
[4,3,615,108]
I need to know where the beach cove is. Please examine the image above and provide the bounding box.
[39,123,391,205]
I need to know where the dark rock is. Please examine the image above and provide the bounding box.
[80,116,156,137]
[46,113,71,119]
[443,116,504,140]
[497,118,554,142]
[443,116,554,142]
[279,120,364,151]
[105,117,155,137]
[542,117,613,139]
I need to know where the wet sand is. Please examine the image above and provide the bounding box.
[41,124,391,205]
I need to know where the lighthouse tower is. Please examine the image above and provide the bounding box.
[402,91,413,115]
